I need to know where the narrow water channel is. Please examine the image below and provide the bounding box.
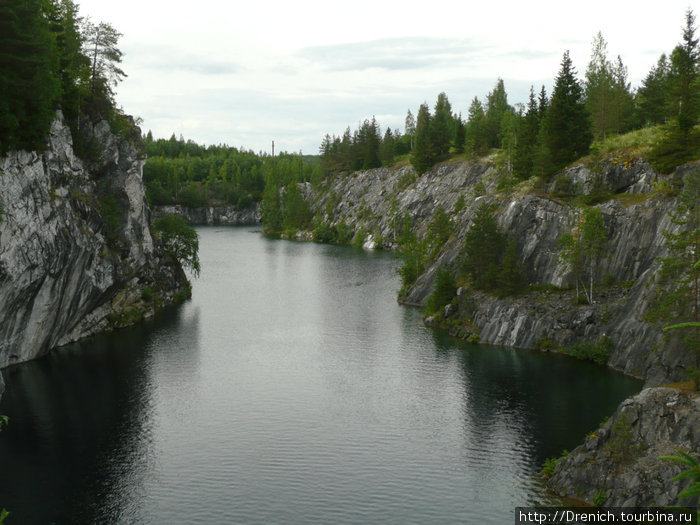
[0,227,641,524]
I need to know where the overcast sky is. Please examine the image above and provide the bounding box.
[77,0,692,155]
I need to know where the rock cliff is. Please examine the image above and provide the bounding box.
[0,112,190,369]
[547,386,699,507]
[304,157,699,506]
[152,203,260,226]
[307,158,697,385]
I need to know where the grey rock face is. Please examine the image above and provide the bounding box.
[152,204,260,226]
[547,387,700,506]
[0,112,189,369]
[308,159,693,385]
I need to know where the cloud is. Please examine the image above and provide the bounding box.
[123,42,240,76]
[297,37,556,73]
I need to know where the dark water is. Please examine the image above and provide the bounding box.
[0,227,641,524]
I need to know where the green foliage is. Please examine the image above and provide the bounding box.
[411,103,434,175]
[461,202,525,296]
[152,214,200,276]
[661,450,700,501]
[425,267,457,315]
[558,206,609,304]
[427,205,452,258]
[592,490,608,507]
[564,335,614,365]
[541,51,593,177]
[0,0,61,153]
[604,413,647,463]
[98,194,124,248]
[454,195,466,213]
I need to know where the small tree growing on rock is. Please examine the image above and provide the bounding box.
[559,206,609,304]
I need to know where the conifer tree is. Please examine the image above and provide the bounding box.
[513,87,541,180]
[585,32,614,140]
[411,103,434,174]
[541,51,592,176]
[635,54,671,126]
[0,0,61,153]
[465,97,488,157]
[431,92,453,161]
[485,78,510,148]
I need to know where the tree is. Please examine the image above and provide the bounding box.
[0,0,61,153]
[559,207,608,304]
[411,103,434,174]
[461,202,506,292]
[585,32,614,140]
[541,51,592,176]
[453,114,466,154]
[379,127,395,166]
[513,87,541,180]
[635,54,671,126]
[611,55,634,134]
[404,109,416,151]
[465,97,488,156]
[484,78,511,148]
[651,168,700,386]
[668,9,699,136]
[81,20,126,112]
[431,92,453,161]
[153,214,201,277]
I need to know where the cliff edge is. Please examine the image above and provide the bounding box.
[0,112,190,368]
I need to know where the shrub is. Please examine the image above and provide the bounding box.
[425,267,457,315]
[153,214,200,276]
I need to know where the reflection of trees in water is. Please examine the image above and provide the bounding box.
[429,330,640,468]
[0,305,200,524]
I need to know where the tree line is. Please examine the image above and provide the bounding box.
[0,0,129,155]
[143,133,320,210]
[319,9,699,178]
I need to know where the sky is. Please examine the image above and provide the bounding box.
[76,0,693,155]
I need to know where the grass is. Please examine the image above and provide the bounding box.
[591,125,665,156]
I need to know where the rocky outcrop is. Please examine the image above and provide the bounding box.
[0,112,190,369]
[308,158,695,384]
[547,386,700,506]
[152,204,260,225]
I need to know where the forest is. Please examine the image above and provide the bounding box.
[318,11,700,179]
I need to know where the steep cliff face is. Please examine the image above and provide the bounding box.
[307,158,699,385]
[547,387,699,506]
[152,203,260,226]
[0,113,189,368]
[307,159,699,506]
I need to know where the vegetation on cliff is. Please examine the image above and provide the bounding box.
[317,9,699,181]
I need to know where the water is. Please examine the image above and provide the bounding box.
[0,227,641,524]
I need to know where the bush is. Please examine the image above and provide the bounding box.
[152,214,200,276]
[425,267,457,315]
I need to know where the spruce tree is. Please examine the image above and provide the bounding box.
[431,92,453,161]
[541,51,592,176]
[635,54,671,127]
[411,103,434,174]
[0,0,61,153]
[513,87,541,180]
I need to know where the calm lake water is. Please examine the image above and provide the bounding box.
[0,227,641,524]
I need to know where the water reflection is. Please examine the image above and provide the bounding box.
[0,229,641,524]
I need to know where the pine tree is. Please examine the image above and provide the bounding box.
[541,51,592,176]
